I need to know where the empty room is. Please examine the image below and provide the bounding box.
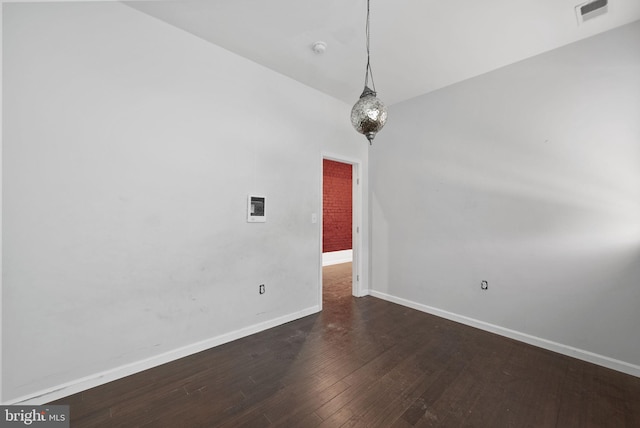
[2,0,639,426]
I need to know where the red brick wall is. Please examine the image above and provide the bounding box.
[323,159,352,253]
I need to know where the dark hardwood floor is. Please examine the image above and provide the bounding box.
[51,262,640,427]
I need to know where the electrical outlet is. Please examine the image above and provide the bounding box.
[481,280,488,290]
[259,284,265,294]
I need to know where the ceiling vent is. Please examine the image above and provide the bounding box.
[576,0,608,25]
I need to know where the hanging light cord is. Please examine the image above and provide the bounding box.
[364,0,376,93]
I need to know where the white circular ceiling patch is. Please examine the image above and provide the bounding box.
[312,41,327,54]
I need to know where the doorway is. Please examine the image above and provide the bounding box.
[320,156,361,309]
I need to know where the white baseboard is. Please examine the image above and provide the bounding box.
[5,305,320,405]
[322,249,352,266]
[369,290,640,378]
[356,289,370,298]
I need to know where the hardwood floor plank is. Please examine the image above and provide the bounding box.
[347,340,443,426]
[268,380,351,427]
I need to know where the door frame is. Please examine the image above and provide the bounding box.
[319,153,363,310]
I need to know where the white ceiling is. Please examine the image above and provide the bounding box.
[126,0,640,105]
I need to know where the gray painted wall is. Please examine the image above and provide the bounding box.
[372,21,640,370]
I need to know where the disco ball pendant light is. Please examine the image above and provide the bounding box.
[351,0,387,145]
